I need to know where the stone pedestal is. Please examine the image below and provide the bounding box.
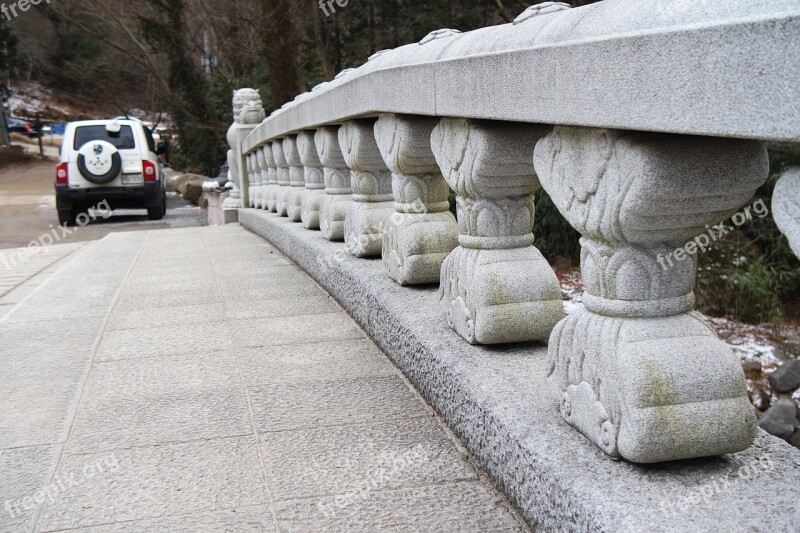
[534,126,768,463]
[273,140,291,217]
[283,136,305,222]
[264,143,279,212]
[431,118,564,344]
[374,114,459,286]
[339,119,395,257]
[315,126,352,241]
[297,131,325,230]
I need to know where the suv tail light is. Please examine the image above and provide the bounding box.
[24,124,32,132]
[142,160,157,182]
[56,163,68,185]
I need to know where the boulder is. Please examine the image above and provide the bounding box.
[183,180,206,207]
[757,398,799,440]
[168,173,208,194]
[768,359,800,393]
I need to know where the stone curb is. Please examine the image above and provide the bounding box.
[239,208,800,533]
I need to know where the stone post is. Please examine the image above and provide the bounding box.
[273,140,291,217]
[374,113,459,286]
[339,119,395,257]
[533,126,767,463]
[431,118,564,344]
[223,88,265,218]
[283,136,305,222]
[315,126,352,241]
[297,131,325,230]
[264,142,279,213]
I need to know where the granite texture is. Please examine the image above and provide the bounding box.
[240,208,800,532]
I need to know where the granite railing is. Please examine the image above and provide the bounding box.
[227,0,800,464]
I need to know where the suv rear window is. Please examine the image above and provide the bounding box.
[73,125,136,150]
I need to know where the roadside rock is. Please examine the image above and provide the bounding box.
[184,180,206,207]
[758,398,799,440]
[768,359,800,392]
[169,173,207,195]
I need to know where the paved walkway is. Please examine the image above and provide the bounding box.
[0,243,87,319]
[0,225,525,532]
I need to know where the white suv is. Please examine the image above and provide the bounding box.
[55,119,167,226]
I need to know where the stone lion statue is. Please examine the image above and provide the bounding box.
[226,89,265,198]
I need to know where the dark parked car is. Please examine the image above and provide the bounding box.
[5,117,41,138]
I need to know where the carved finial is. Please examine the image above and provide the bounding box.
[335,68,356,80]
[419,28,461,45]
[368,49,392,61]
[513,2,571,25]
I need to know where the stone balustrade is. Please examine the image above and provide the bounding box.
[227,0,800,466]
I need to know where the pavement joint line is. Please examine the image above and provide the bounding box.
[266,476,488,505]
[197,227,282,533]
[34,505,275,533]
[0,243,94,325]
[29,231,153,533]
[0,243,88,304]
[253,413,432,435]
[58,432,258,459]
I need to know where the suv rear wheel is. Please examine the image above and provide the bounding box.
[147,189,166,221]
[57,207,79,227]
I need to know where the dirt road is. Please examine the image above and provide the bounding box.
[0,160,206,249]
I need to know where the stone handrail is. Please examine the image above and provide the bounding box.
[228,0,800,465]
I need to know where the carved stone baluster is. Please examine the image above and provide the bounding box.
[315,126,352,241]
[284,136,305,222]
[431,118,564,344]
[254,148,266,209]
[273,140,291,217]
[374,114,459,286]
[297,131,325,230]
[250,150,261,209]
[246,154,256,208]
[533,126,767,463]
[264,143,279,213]
[339,119,395,257]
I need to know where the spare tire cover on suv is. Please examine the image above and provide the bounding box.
[77,140,122,184]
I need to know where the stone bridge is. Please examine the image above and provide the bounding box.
[224,1,800,530]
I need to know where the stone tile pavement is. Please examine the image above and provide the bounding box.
[0,243,87,320]
[0,225,526,532]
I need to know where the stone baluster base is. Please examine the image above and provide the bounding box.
[263,143,279,213]
[375,114,458,285]
[297,131,325,230]
[316,126,352,241]
[432,118,564,344]
[273,140,291,217]
[284,136,305,222]
[534,126,767,463]
[339,119,395,257]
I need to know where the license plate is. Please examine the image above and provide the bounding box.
[122,174,143,185]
